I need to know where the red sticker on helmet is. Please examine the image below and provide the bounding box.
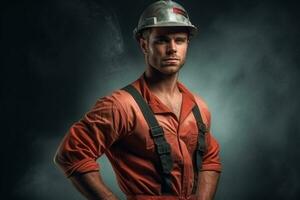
[173,7,187,17]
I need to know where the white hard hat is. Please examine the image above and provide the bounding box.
[134,0,197,39]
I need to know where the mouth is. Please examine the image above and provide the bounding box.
[163,58,180,61]
[162,58,180,66]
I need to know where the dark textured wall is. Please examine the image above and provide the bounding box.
[1,0,300,199]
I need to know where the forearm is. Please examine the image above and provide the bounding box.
[197,171,220,200]
[70,171,119,200]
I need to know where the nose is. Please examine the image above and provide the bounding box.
[167,40,177,54]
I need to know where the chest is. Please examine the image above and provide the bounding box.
[118,112,199,162]
[157,94,183,119]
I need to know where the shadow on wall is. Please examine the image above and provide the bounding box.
[14,137,126,200]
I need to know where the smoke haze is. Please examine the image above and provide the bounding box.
[1,0,300,199]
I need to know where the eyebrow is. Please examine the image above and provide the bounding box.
[154,35,187,40]
[154,36,169,40]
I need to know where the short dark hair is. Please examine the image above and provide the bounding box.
[140,28,152,40]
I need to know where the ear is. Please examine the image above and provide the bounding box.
[139,38,148,55]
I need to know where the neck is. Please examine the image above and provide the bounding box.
[144,66,180,97]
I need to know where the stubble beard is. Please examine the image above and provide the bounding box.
[146,54,186,76]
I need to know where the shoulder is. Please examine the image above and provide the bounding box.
[92,88,136,114]
[97,88,140,126]
[193,93,210,112]
[178,81,211,124]
[109,88,138,112]
[88,88,138,135]
[178,81,210,115]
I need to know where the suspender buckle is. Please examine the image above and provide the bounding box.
[197,135,206,153]
[156,142,171,155]
[150,125,164,138]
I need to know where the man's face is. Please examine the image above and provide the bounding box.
[140,27,189,75]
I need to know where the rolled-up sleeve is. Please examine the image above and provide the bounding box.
[54,95,128,177]
[201,132,222,172]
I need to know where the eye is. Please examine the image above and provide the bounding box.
[175,38,187,44]
[154,37,168,44]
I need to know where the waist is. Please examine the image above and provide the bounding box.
[126,195,197,200]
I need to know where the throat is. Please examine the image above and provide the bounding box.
[144,68,179,95]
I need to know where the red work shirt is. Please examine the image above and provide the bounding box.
[54,74,221,199]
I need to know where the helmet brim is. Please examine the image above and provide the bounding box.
[134,24,198,40]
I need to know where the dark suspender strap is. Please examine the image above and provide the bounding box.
[191,105,208,194]
[122,85,173,194]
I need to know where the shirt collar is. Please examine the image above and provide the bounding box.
[131,73,197,123]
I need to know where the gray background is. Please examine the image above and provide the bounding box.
[1,0,300,199]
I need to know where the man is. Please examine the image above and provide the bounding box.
[54,0,221,199]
